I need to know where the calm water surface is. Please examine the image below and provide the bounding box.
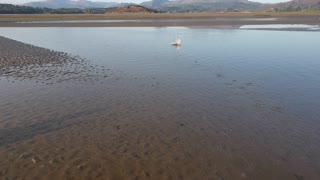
[0,27,320,179]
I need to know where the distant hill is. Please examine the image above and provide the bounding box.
[268,0,320,11]
[151,0,171,7]
[24,0,126,9]
[0,4,49,14]
[110,5,158,13]
[0,4,156,14]
[143,0,263,12]
[2,0,320,13]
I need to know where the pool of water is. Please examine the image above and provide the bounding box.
[0,27,320,179]
[240,24,320,31]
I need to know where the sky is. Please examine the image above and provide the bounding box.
[0,0,291,5]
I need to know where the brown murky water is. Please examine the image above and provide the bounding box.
[0,27,320,179]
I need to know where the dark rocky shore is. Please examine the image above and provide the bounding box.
[0,36,110,84]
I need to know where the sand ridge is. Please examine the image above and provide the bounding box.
[0,36,111,84]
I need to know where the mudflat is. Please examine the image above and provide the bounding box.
[1,18,320,180]
[0,36,110,84]
[0,12,320,27]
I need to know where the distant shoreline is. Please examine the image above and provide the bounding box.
[0,12,319,27]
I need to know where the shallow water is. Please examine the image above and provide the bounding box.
[240,24,320,31]
[0,27,320,179]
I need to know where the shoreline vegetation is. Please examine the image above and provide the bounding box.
[0,3,319,27]
[0,4,158,15]
[0,12,320,27]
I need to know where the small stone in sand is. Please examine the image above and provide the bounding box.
[49,159,58,164]
[294,174,304,180]
[241,172,247,179]
[77,164,87,170]
[31,157,41,164]
[19,153,30,159]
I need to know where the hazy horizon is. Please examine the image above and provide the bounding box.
[0,0,292,5]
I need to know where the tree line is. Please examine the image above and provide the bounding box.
[0,4,156,14]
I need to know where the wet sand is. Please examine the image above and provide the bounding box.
[0,13,320,27]
[1,32,320,180]
[0,36,111,84]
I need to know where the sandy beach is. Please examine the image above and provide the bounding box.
[1,18,320,180]
[0,36,111,84]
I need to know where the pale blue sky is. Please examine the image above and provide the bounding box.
[0,0,291,5]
